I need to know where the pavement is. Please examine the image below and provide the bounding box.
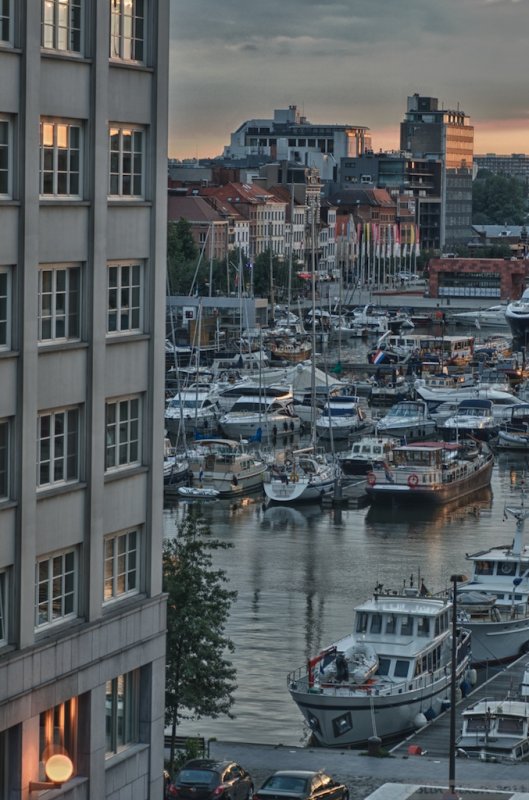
[208,739,529,800]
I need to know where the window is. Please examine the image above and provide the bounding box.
[38,264,80,342]
[0,571,6,644]
[0,419,9,501]
[108,126,144,198]
[0,118,10,195]
[42,0,82,53]
[331,711,352,738]
[110,0,145,62]
[36,549,77,627]
[394,660,410,679]
[104,529,138,601]
[105,671,139,754]
[40,120,81,197]
[107,262,142,334]
[105,396,140,470]
[37,407,80,487]
[0,267,11,349]
[0,0,10,43]
[39,699,77,778]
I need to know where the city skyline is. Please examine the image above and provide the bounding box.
[168,0,529,160]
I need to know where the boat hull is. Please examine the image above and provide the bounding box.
[264,475,335,503]
[466,617,529,665]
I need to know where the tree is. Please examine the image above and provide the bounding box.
[473,171,528,225]
[167,218,199,294]
[163,511,237,768]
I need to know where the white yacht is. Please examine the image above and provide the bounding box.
[452,304,509,329]
[315,394,369,440]
[439,399,498,442]
[184,438,267,496]
[164,390,220,436]
[263,449,336,503]
[376,400,436,439]
[288,582,472,747]
[506,288,529,343]
[458,689,529,761]
[219,395,301,440]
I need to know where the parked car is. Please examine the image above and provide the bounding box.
[254,771,349,800]
[166,759,253,800]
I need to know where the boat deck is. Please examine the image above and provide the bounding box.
[391,652,529,758]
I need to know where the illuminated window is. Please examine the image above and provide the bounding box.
[42,0,82,53]
[107,262,142,333]
[38,264,81,342]
[35,549,77,628]
[108,126,144,198]
[110,0,145,62]
[105,671,139,754]
[104,530,139,601]
[40,120,82,197]
[37,407,80,487]
[105,396,141,470]
[39,699,77,779]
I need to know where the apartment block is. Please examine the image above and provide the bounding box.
[0,1,168,797]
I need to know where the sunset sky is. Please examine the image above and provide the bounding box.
[168,0,529,160]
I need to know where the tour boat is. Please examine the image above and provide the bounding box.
[183,438,267,496]
[288,581,472,747]
[458,690,529,761]
[338,435,400,476]
[365,441,493,506]
[263,449,337,503]
[456,501,529,665]
[375,400,436,439]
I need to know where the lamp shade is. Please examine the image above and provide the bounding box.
[45,754,74,783]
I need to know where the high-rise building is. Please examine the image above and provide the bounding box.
[400,94,474,250]
[0,2,168,796]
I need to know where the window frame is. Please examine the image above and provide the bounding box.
[39,698,77,779]
[105,395,141,472]
[106,261,143,335]
[104,529,139,603]
[0,0,11,45]
[108,126,144,199]
[109,0,145,63]
[35,548,78,629]
[0,116,11,197]
[0,266,11,351]
[0,417,9,502]
[41,0,82,54]
[40,119,82,199]
[105,670,139,755]
[0,570,7,645]
[37,406,80,488]
[38,263,81,344]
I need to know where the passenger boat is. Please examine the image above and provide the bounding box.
[458,689,529,761]
[338,435,400,476]
[365,441,494,506]
[439,399,498,442]
[287,581,472,747]
[506,288,529,346]
[184,438,267,496]
[456,501,529,665]
[263,449,337,503]
[375,400,436,439]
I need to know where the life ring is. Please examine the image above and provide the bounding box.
[367,472,376,486]
[408,473,419,488]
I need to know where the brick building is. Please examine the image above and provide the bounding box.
[428,258,527,300]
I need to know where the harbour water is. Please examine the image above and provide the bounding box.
[163,451,529,747]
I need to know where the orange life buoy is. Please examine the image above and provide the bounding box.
[367,472,376,486]
[408,473,419,488]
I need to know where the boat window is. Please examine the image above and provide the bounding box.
[400,615,414,636]
[332,712,353,738]
[377,658,390,676]
[475,561,494,575]
[352,445,361,454]
[498,717,525,734]
[373,446,382,454]
[394,660,410,678]
[356,612,368,634]
[370,613,382,634]
[465,716,485,733]
[418,616,430,637]
[385,614,397,634]
[435,617,440,637]
[499,562,517,576]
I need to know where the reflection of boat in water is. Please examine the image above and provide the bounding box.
[261,504,322,529]
[365,487,493,526]
[287,580,472,747]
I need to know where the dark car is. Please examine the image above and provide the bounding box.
[167,759,253,800]
[254,771,348,800]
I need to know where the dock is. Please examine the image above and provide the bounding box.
[321,477,369,508]
[391,652,529,758]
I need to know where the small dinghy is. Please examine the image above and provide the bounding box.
[177,486,220,500]
[458,592,498,614]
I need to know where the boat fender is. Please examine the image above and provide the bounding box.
[367,472,376,486]
[408,473,419,488]
[468,669,478,686]
[413,712,427,729]
[460,679,471,697]
[491,606,501,622]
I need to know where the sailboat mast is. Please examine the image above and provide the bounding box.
[310,205,317,445]
[286,184,294,324]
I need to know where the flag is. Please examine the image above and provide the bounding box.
[373,349,385,364]
[393,224,401,258]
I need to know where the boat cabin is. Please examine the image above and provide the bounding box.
[459,698,529,761]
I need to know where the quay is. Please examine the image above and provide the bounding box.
[203,655,529,800]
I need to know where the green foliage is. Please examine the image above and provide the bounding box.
[163,511,237,766]
[473,171,528,225]
[167,219,199,294]
[251,249,305,300]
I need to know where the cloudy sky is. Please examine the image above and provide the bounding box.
[168,0,529,159]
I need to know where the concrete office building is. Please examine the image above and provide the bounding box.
[400,94,474,250]
[0,1,168,797]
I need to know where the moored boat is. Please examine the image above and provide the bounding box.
[338,435,399,475]
[184,438,267,496]
[376,400,436,439]
[439,399,498,442]
[177,486,220,500]
[458,690,529,761]
[287,581,472,747]
[263,449,337,503]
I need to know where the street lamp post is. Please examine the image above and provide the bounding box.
[443,573,468,800]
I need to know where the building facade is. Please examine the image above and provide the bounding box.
[428,258,526,300]
[0,2,168,797]
[400,94,474,250]
[474,153,529,184]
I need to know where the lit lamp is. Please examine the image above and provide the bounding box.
[29,753,74,792]
[443,573,468,800]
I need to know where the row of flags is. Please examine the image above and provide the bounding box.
[344,219,421,259]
